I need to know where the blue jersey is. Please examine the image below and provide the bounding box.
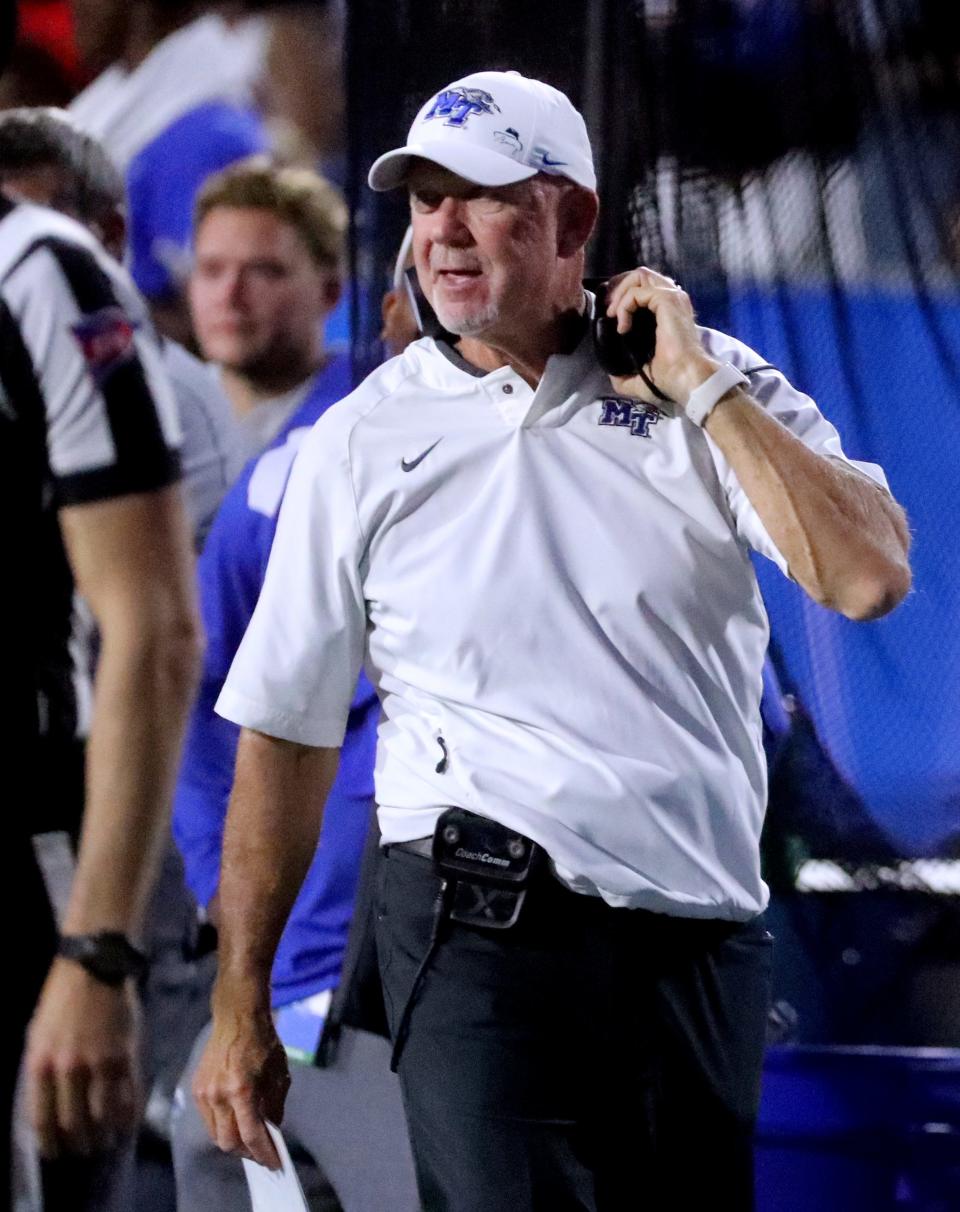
[172,354,377,1006]
[127,101,268,302]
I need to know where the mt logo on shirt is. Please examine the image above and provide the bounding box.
[597,397,660,439]
[71,306,138,382]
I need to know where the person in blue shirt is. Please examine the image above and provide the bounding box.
[172,357,371,1001]
[169,159,417,1212]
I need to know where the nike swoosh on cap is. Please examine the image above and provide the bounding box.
[401,439,442,472]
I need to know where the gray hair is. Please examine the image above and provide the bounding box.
[0,107,123,221]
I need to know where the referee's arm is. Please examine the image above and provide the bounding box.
[11,234,202,1157]
[26,486,201,1158]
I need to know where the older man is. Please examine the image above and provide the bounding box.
[193,71,911,1210]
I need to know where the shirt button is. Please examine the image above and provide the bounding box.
[502,384,514,395]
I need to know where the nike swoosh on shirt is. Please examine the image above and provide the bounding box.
[401,439,442,472]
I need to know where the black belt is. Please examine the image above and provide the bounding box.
[387,836,433,859]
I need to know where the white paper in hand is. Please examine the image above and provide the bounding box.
[242,1121,309,1212]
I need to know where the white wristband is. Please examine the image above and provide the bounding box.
[684,362,749,428]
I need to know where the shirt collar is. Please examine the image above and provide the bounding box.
[425,298,603,426]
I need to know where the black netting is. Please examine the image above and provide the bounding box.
[346,1,960,868]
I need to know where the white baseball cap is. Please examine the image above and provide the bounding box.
[368,70,597,193]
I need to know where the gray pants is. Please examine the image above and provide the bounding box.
[171,1023,420,1212]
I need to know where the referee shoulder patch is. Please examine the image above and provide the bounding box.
[70,306,139,383]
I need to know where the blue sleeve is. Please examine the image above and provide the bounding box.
[172,465,276,905]
[127,101,268,302]
[171,680,237,906]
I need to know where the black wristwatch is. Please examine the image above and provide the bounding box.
[57,932,148,986]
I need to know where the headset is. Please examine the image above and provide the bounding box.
[399,252,666,397]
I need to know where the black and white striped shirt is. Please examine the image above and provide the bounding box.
[0,196,181,755]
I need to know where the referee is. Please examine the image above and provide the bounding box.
[1,158,200,1208]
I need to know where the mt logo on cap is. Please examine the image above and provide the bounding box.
[424,87,501,128]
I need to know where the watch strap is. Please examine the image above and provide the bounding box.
[57,931,148,986]
[684,362,749,427]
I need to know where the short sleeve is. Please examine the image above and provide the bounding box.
[4,238,181,506]
[215,410,368,747]
[700,330,890,574]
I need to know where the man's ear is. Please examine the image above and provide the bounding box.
[557,186,599,259]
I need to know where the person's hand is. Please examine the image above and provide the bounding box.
[25,958,142,1158]
[604,267,721,409]
[192,998,290,1170]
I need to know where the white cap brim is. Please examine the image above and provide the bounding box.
[368,141,538,192]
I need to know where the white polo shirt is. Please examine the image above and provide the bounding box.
[217,319,886,920]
